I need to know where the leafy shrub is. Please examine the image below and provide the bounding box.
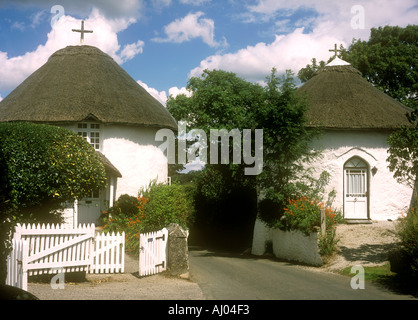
[140,182,194,232]
[257,198,284,228]
[102,182,194,254]
[278,196,342,235]
[273,196,342,257]
[99,194,139,225]
[0,122,107,220]
[396,206,418,279]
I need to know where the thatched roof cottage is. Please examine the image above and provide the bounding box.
[297,57,413,221]
[0,45,177,226]
[252,56,414,258]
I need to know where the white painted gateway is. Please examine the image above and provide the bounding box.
[297,57,414,221]
[0,45,177,226]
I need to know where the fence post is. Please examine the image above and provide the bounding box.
[21,240,28,292]
[320,208,326,235]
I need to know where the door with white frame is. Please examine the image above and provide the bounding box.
[78,189,102,225]
[343,157,369,220]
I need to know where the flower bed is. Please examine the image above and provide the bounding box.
[252,196,342,266]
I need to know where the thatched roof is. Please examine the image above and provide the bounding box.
[96,152,122,178]
[297,59,413,130]
[0,45,177,130]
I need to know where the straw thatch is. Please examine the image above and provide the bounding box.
[297,63,413,130]
[96,152,122,178]
[0,45,177,130]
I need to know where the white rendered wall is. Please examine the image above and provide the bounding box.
[309,130,413,221]
[102,125,168,199]
[251,218,323,266]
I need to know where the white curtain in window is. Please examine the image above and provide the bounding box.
[346,169,366,196]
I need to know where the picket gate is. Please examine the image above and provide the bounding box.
[6,224,125,291]
[13,223,95,275]
[139,228,168,277]
[6,239,29,291]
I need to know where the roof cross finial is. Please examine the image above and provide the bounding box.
[329,43,342,58]
[72,21,93,44]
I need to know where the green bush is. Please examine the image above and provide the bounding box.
[141,182,194,232]
[102,182,194,254]
[396,206,418,279]
[99,194,138,226]
[0,122,107,221]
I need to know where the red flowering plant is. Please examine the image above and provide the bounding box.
[279,196,342,257]
[124,196,148,253]
[101,194,148,253]
[281,196,341,235]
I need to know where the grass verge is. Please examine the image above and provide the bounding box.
[339,262,418,297]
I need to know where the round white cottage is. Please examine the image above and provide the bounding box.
[297,57,414,221]
[0,45,177,226]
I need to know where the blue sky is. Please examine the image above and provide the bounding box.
[0,0,417,105]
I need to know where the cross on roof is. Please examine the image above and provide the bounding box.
[329,44,342,58]
[72,21,93,44]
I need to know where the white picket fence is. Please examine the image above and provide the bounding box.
[139,228,168,277]
[6,223,170,290]
[90,231,125,274]
[6,239,29,291]
[6,223,125,291]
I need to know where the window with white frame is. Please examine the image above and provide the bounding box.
[344,157,368,198]
[77,123,101,151]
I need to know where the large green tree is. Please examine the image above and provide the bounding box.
[167,69,316,248]
[0,122,107,284]
[387,110,418,192]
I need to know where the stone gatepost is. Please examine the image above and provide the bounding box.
[166,223,189,277]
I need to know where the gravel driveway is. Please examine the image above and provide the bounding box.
[323,220,400,271]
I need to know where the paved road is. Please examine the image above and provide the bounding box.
[188,247,417,300]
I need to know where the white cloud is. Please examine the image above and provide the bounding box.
[11,21,25,31]
[190,0,418,83]
[120,40,145,63]
[152,11,225,48]
[169,86,192,98]
[0,8,145,93]
[30,10,48,28]
[190,28,341,81]
[179,0,211,5]
[137,81,192,107]
[137,80,168,106]
[1,0,144,19]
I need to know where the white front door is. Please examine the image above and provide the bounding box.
[78,190,101,225]
[344,158,369,220]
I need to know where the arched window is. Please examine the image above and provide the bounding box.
[344,157,368,197]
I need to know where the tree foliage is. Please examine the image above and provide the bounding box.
[297,58,327,83]
[167,69,317,244]
[387,111,418,191]
[345,25,417,109]
[0,122,107,221]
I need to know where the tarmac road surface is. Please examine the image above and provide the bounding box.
[188,247,417,300]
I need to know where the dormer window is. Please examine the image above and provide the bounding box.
[77,122,101,151]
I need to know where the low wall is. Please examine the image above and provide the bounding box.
[252,218,323,266]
